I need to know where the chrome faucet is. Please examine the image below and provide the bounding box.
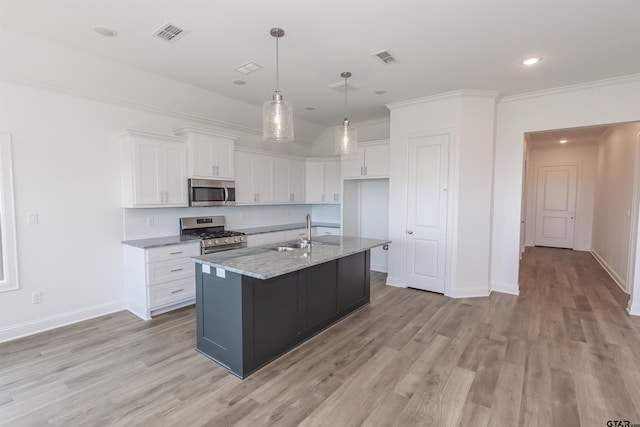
[306,213,312,245]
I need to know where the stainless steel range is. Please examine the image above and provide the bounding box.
[180,216,246,254]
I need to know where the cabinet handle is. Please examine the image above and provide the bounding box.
[364,166,367,176]
[322,193,325,202]
[361,166,364,176]
[170,268,184,272]
[169,251,183,255]
[171,288,184,294]
[216,166,220,176]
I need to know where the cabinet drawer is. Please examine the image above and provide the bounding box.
[314,227,339,236]
[147,258,195,286]
[145,243,200,263]
[149,278,195,309]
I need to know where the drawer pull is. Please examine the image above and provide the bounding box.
[170,251,183,255]
[170,268,184,273]
[171,288,184,294]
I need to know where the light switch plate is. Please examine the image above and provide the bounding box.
[27,213,38,225]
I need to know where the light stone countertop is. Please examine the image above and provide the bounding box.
[121,235,201,249]
[230,222,340,236]
[191,235,389,280]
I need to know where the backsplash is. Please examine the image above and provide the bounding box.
[123,204,339,240]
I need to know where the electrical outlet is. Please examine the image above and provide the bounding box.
[146,216,154,226]
[27,213,38,225]
[32,291,42,304]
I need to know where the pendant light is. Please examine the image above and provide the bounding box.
[263,27,294,143]
[335,71,357,155]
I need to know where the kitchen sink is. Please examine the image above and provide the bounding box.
[268,241,322,252]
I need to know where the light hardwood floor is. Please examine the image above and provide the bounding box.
[2,247,640,426]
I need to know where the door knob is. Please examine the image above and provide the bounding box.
[407,230,413,234]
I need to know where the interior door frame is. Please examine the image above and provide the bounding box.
[626,131,640,312]
[532,161,580,249]
[401,128,456,297]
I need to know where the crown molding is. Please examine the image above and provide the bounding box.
[173,126,239,141]
[500,74,640,104]
[0,72,313,147]
[386,89,500,110]
[235,145,307,161]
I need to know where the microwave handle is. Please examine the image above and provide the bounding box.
[223,186,228,204]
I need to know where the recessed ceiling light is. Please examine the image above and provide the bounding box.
[232,80,247,85]
[374,90,387,95]
[93,26,118,37]
[559,139,567,144]
[305,106,316,111]
[522,57,540,66]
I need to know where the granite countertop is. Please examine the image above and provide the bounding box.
[122,235,201,249]
[191,235,389,280]
[230,222,340,236]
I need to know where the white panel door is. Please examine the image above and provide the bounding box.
[405,133,449,293]
[534,164,577,248]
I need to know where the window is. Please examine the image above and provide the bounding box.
[0,134,19,291]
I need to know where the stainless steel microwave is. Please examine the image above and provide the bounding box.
[188,179,236,206]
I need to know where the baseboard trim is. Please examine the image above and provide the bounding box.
[590,250,627,293]
[370,264,388,273]
[0,301,126,343]
[449,286,490,299]
[629,301,640,317]
[491,281,520,296]
[385,277,406,288]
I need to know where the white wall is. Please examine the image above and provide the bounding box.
[387,91,498,297]
[592,122,640,290]
[525,144,598,251]
[0,29,326,341]
[491,75,640,299]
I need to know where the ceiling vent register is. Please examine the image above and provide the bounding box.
[372,49,396,64]
[152,23,188,43]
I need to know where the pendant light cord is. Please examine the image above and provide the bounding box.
[344,75,348,119]
[275,35,280,92]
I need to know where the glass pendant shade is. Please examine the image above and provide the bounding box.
[263,91,294,143]
[335,120,357,155]
[263,27,294,143]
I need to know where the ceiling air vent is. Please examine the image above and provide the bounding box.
[372,49,396,64]
[152,23,188,43]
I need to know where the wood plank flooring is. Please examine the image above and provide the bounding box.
[2,247,640,426]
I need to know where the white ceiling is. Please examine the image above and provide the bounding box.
[1,0,639,128]
[527,125,610,149]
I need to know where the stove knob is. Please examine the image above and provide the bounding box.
[234,237,240,242]
[240,236,245,242]
[224,238,229,243]
[213,239,220,245]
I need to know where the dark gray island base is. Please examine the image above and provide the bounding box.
[195,250,370,379]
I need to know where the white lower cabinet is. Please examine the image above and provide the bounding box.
[124,242,200,320]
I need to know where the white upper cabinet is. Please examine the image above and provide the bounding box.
[173,127,238,180]
[342,141,390,179]
[305,158,341,204]
[275,157,306,203]
[235,151,275,204]
[120,129,188,208]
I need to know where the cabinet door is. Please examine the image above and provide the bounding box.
[133,139,164,206]
[324,160,341,203]
[289,159,306,202]
[234,152,254,203]
[341,149,365,178]
[274,157,290,202]
[299,261,337,337]
[363,144,390,177]
[190,139,216,178]
[305,162,325,202]
[252,155,274,203]
[337,251,369,313]
[214,138,235,180]
[164,141,188,206]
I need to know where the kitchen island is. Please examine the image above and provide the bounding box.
[191,235,389,378]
